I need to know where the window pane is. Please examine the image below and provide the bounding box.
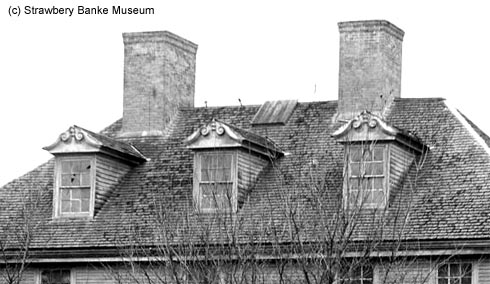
[363,147,372,161]
[61,161,73,173]
[362,178,372,190]
[81,188,90,199]
[41,270,70,284]
[71,200,81,212]
[438,264,448,277]
[438,279,448,284]
[80,173,91,186]
[461,278,471,284]
[373,147,384,161]
[449,264,460,277]
[350,163,361,176]
[372,190,385,204]
[61,189,70,200]
[61,200,70,213]
[350,178,360,190]
[350,148,362,162]
[372,162,384,175]
[461,263,472,277]
[200,183,232,210]
[363,266,373,278]
[373,178,384,189]
[72,188,81,199]
[61,174,72,186]
[61,270,70,283]
[81,198,90,212]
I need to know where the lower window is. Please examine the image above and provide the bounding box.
[340,265,373,284]
[437,263,472,284]
[41,269,71,284]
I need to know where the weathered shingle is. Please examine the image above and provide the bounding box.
[1,98,490,250]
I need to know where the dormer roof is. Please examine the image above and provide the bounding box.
[183,119,283,158]
[332,111,425,153]
[1,98,490,251]
[43,125,147,164]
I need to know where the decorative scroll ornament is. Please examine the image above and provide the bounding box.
[352,111,380,130]
[332,110,398,139]
[60,126,85,143]
[200,119,226,137]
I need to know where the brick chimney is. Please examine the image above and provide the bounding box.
[337,20,404,120]
[121,31,197,137]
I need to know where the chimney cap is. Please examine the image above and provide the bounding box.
[123,30,198,54]
[338,20,405,41]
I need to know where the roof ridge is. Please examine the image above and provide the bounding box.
[444,100,490,158]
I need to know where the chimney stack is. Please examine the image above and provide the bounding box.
[121,31,198,137]
[337,20,404,120]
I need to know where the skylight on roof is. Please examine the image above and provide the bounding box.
[252,100,297,125]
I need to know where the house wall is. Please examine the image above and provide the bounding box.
[2,258,489,284]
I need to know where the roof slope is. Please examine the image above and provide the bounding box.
[1,98,490,250]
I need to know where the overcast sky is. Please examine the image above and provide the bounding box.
[1,0,489,186]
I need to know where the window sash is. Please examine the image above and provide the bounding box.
[56,158,93,217]
[41,269,71,284]
[437,263,472,284]
[339,265,373,284]
[197,153,235,212]
[347,145,386,208]
[60,187,91,213]
[200,182,233,210]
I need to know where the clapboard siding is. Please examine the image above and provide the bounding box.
[74,266,115,284]
[0,268,36,284]
[237,150,269,208]
[478,259,490,283]
[94,154,132,214]
[376,261,435,284]
[388,143,416,204]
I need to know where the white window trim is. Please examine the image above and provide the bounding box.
[193,151,238,213]
[53,155,96,219]
[337,265,374,284]
[436,262,476,284]
[37,268,74,284]
[344,144,389,210]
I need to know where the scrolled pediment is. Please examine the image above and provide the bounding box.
[183,119,243,149]
[332,111,399,142]
[44,126,102,154]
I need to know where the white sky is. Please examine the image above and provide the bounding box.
[1,0,489,186]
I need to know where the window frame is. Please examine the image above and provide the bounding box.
[54,155,96,219]
[193,150,237,213]
[437,262,474,284]
[338,265,373,284]
[345,143,389,209]
[38,268,72,284]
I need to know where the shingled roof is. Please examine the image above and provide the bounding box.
[1,98,490,253]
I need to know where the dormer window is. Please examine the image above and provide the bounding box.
[195,152,236,212]
[347,144,387,208]
[184,119,283,213]
[44,125,146,219]
[332,111,426,210]
[57,157,94,216]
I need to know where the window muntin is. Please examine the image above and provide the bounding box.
[196,152,235,212]
[60,160,91,214]
[41,269,71,284]
[347,144,386,208]
[437,263,472,284]
[340,265,373,284]
[55,157,94,217]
